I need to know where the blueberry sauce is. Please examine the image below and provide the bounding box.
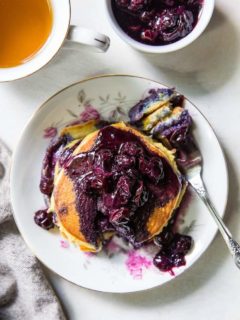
[112,0,203,45]
[153,224,192,274]
[39,121,109,197]
[39,134,74,197]
[65,126,181,248]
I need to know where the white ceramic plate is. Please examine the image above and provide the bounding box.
[11,75,228,293]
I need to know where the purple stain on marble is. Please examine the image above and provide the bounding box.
[126,250,152,279]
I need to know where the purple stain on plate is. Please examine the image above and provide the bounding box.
[126,250,152,279]
[60,240,69,249]
[84,252,95,258]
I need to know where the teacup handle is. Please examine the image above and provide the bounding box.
[67,26,110,52]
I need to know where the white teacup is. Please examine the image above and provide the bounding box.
[0,0,110,82]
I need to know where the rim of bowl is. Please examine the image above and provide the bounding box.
[105,0,215,53]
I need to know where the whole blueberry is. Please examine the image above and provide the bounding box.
[34,210,54,230]
[153,251,173,271]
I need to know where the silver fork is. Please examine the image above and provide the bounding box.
[177,138,240,269]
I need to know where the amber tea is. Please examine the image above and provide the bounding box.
[0,0,53,68]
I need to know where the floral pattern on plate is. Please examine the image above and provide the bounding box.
[43,89,128,139]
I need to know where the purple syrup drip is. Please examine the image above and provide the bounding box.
[39,135,80,197]
[151,206,193,274]
[153,232,192,274]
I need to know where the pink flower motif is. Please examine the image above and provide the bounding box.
[126,251,152,280]
[60,240,69,249]
[43,126,57,139]
[79,104,100,122]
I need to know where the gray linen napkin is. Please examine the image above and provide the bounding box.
[0,140,66,320]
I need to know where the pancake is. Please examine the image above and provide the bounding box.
[129,88,175,123]
[141,103,172,132]
[50,122,186,252]
[128,88,191,150]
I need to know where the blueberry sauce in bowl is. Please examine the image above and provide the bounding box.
[111,0,203,45]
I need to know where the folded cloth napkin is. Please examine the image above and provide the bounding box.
[0,140,66,320]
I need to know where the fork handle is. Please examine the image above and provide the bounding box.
[189,175,240,269]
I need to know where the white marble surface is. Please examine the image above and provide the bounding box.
[1,0,240,319]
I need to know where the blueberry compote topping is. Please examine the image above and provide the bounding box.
[66,126,180,248]
[112,0,203,45]
[39,121,109,197]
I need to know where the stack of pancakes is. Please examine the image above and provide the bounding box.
[47,121,186,252]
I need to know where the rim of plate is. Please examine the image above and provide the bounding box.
[10,74,229,293]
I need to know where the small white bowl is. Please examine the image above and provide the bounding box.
[105,0,215,53]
